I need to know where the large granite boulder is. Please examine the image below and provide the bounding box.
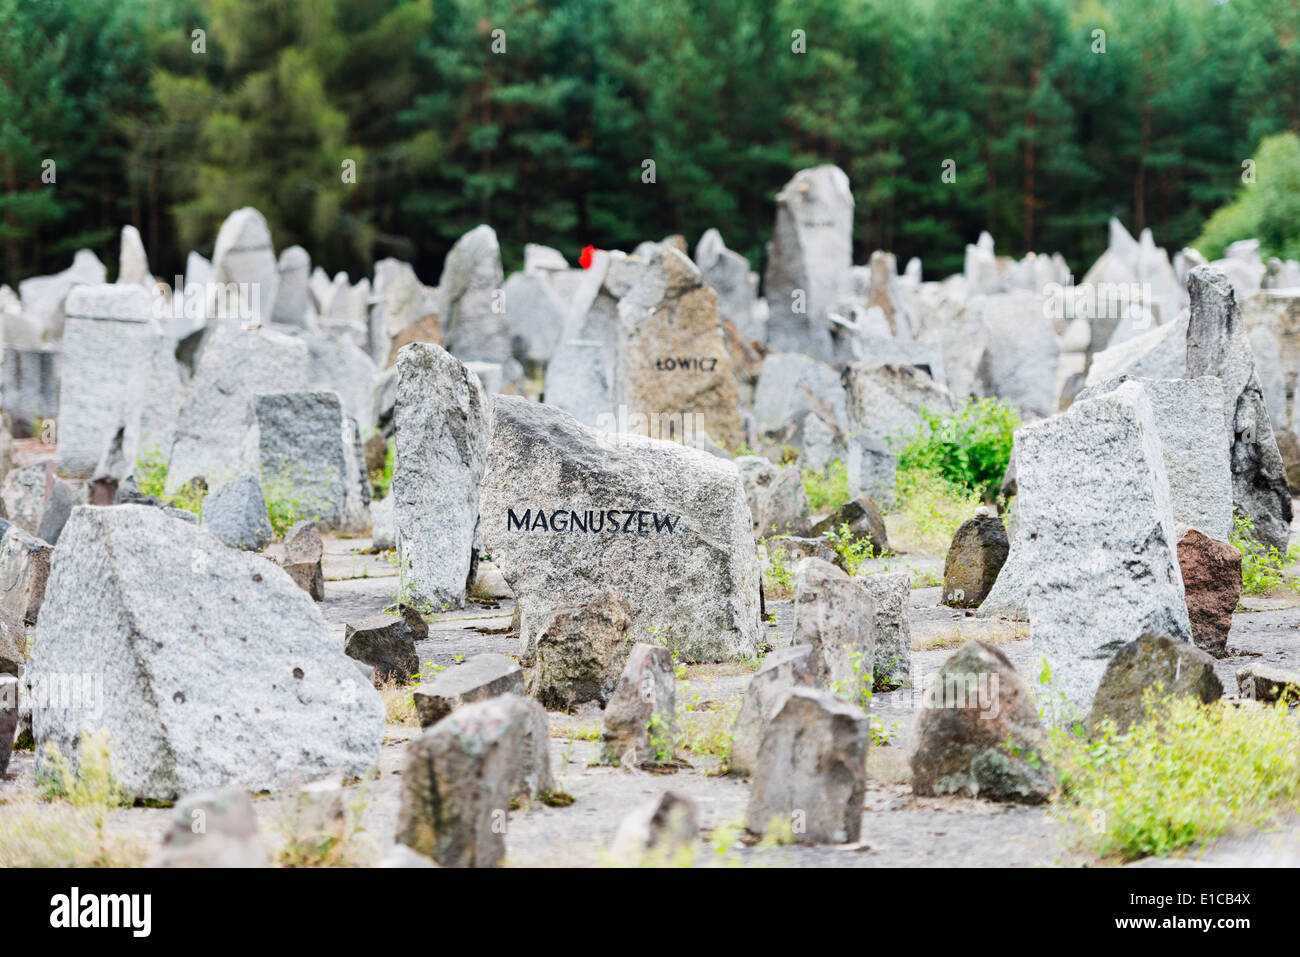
[1014,381,1192,720]
[1186,266,1293,552]
[481,397,761,662]
[26,505,383,800]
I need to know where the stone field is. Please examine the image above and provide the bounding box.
[4,166,1300,869]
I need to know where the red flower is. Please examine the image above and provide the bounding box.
[579,245,596,269]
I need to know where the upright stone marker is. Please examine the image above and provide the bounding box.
[56,284,159,476]
[438,225,511,366]
[393,343,489,611]
[1016,381,1191,720]
[1186,266,1293,551]
[208,207,278,323]
[249,391,347,528]
[612,247,745,451]
[272,245,312,326]
[696,228,760,343]
[763,165,854,362]
[167,325,309,492]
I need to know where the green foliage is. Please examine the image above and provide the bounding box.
[676,688,740,764]
[1047,691,1300,861]
[1231,512,1300,596]
[885,470,985,556]
[645,712,675,764]
[261,469,325,538]
[802,460,848,512]
[2,731,146,867]
[6,0,1300,292]
[896,399,1018,500]
[133,447,206,517]
[824,522,875,576]
[370,436,395,499]
[762,542,793,596]
[167,480,208,518]
[828,649,898,744]
[276,785,375,868]
[135,447,169,500]
[0,0,158,277]
[1193,133,1300,262]
[37,731,131,810]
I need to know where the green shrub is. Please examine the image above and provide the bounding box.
[1231,512,1300,596]
[802,460,848,512]
[370,436,395,499]
[1047,691,1300,861]
[262,469,326,538]
[135,446,169,500]
[824,521,875,576]
[133,447,207,517]
[895,398,1018,500]
[1194,132,1300,262]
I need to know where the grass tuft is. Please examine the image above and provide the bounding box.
[1046,691,1300,862]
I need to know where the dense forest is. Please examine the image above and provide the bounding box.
[1,0,1298,286]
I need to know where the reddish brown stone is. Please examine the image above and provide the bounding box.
[386,314,442,368]
[1176,528,1241,658]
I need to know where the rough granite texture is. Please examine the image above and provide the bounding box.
[393,343,489,611]
[167,325,309,493]
[26,505,383,800]
[744,687,869,844]
[909,641,1053,803]
[763,165,854,361]
[1016,381,1192,721]
[481,396,761,662]
[1088,633,1223,732]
